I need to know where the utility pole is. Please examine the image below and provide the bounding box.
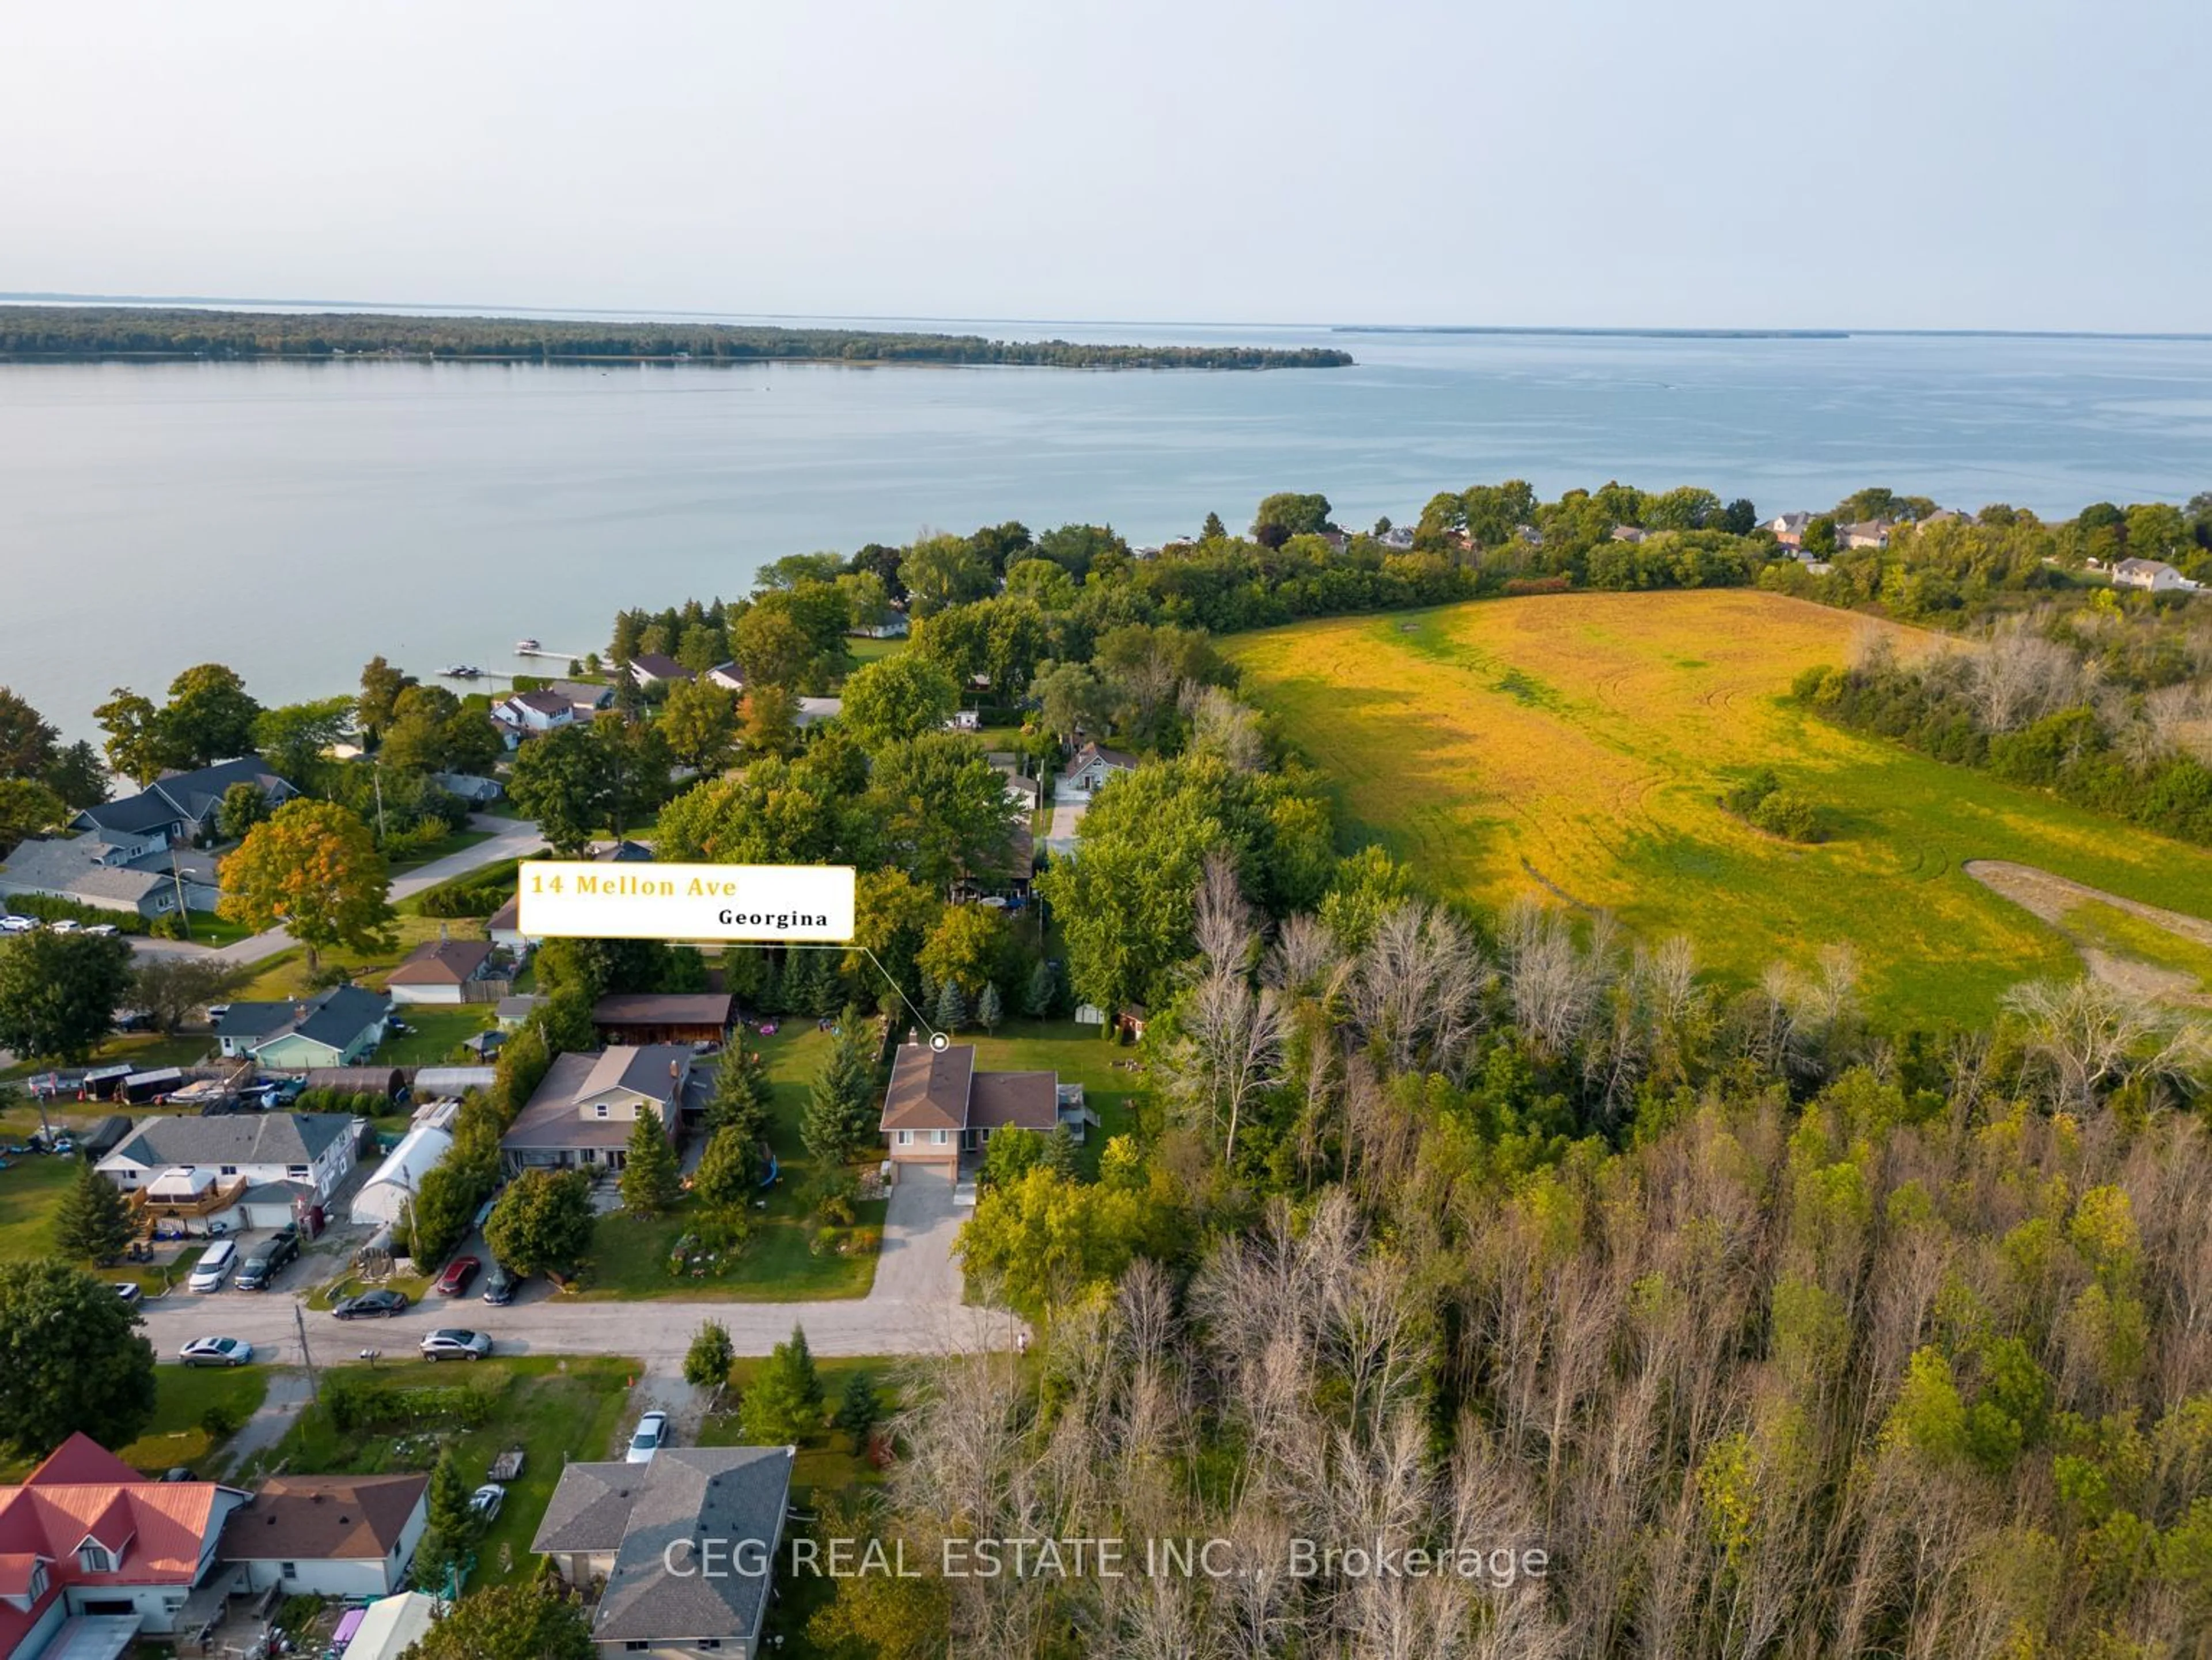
[293,1300,320,1406]
[372,762,388,843]
[169,847,191,940]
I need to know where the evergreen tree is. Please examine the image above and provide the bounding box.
[620,1106,681,1218]
[417,1449,481,1587]
[693,1125,763,1213]
[833,1370,881,1451]
[51,1164,135,1264]
[1023,958,1058,1019]
[802,1016,877,1166]
[781,948,819,1016]
[978,981,1004,1034]
[1201,510,1228,540]
[742,1322,825,1444]
[1043,1125,1079,1178]
[683,1319,736,1391]
[757,952,786,1015]
[707,1048,771,1141]
[934,978,967,1033]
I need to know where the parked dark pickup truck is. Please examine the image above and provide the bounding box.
[232,1227,300,1290]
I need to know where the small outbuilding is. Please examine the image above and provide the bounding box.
[349,1124,455,1228]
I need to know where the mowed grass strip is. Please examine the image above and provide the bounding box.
[1228,590,2212,1021]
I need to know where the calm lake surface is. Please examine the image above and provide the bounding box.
[5,322,2212,737]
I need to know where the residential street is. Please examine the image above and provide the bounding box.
[138,1160,1024,1367]
[128,814,544,966]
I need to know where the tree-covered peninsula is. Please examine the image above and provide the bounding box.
[0,305,1354,370]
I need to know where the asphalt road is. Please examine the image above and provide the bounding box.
[140,1162,1022,1366]
[130,814,546,966]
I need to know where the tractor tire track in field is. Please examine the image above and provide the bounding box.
[1965,859,2212,1007]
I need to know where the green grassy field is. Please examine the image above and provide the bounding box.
[372,1004,497,1065]
[1228,591,2212,1022]
[577,1025,884,1302]
[243,1355,635,1587]
[695,1353,896,1492]
[964,1020,1141,1178]
[0,1363,268,1481]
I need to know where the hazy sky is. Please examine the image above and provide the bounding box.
[5,0,2207,331]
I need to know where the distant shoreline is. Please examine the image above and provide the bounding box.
[0,305,1354,372]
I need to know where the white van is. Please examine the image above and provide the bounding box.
[188,1239,238,1292]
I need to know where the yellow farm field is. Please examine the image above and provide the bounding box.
[1229,590,2212,1020]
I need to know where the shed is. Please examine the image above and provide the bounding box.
[78,1114,133,1158]
[120,1067,184,1103]
[350,1125,454,1227]
[411,1066,497,1097]
[305,1067,404,1099]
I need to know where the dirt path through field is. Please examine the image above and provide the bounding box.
[1963,860,2212,1005]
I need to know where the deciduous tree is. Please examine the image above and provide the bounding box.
[0,1261,156,1457]
[840,652,960,750]
[0,929,135,1063]
[406,1580,595,1660]
[218,799,394,973]
[482,1169,596,1283]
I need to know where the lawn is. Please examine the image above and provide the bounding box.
[241,1355,636,1587]
[396,853,531,918]
[575,1025,884,1302]
[1228,590,2212,1022]
[964,1019,1141,1178]
[385,826,495,873]
[372,1005,497,1066]
[233,915,489,1001]
[0,1363,268,1481]
[0,1148,85,1262]
[119,1363,270,1474]
[695,1353,897,1494]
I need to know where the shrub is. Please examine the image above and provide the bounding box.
[198,1401,245,1442]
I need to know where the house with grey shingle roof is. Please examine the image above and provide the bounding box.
[532,1447,795,1659]
[213,985,389,1069]
[97,1111,360,1219]
[70,758,297,859]
[0,835,183,917]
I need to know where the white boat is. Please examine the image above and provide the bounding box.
[514,637,540,653]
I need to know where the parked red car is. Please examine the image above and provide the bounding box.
[434,1255,481,1296]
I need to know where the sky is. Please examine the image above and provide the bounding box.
[3,0,2208,332]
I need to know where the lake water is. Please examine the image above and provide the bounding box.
[5,322,2212,739]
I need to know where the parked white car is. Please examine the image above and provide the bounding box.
[626,1411,669,1463]
[468,1484,505,1521]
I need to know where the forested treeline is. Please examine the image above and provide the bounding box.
[814,831,2212,1656]
[0,306,1353,370]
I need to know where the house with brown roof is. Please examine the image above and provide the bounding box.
[591,993,732,1048]
[384,937,498,1006]
[627,653,695,689]
[878,1042,1060,1169]
[499,1045,697,1173]
[217,1473,429,1599]
[0,1432,251,1658]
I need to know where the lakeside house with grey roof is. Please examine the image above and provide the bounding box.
[70,758,298,859]
[532,1446,794,1659]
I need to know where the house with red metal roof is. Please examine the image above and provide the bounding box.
[0,1433,249,1660]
